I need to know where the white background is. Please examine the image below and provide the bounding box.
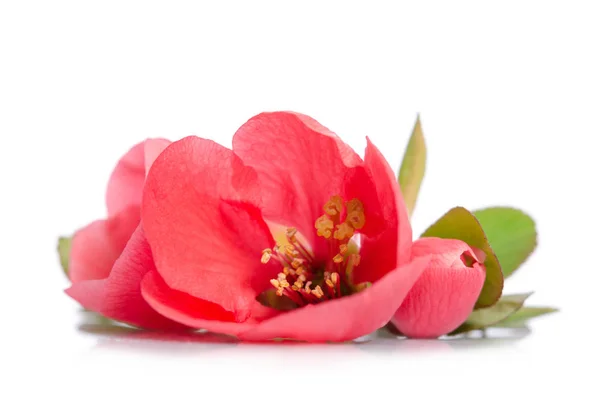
[1,1,598,395]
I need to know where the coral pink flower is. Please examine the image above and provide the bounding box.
[391,237,487,338]
[134,111,434,342]
[66,112,488,341]
[70,112,430,341]
[66,138,187,330]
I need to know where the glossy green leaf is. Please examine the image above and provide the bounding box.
[421,206,504,308]
[398,115,426,217]
[450,292,532,335]
[494,306,558,328]
[57,236,72,277]
[472,207,537,277]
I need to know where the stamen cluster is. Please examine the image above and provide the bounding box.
[260,195,367,308]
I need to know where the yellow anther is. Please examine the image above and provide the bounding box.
[323,195,343,216]
[291,258,304,269]
[312,285,324,298]
[333,254,344,264]
[261,248,273,264]
[279,280,290,288]
[333,222,354,240]
[276,287,284,296]
[270,279,280,288]
[278,272,287,280]
[339,244,348,255]
[298,274,307,283]
[326,279,334,288]
[331,272,339,284]
[286,227,298,243]
[347,211,365,229]
[315,215,334,239]
[346,198,364,214]
[284,244,297,257]
[303,281,312,291]
[294,279,304,289]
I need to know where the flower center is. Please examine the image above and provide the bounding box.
[258,195,369,310]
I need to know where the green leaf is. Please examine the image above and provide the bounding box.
[398,115,426,217]
[472,207,537,278]
[494,306,558,328]
[57,236,72,277]
[421,206,504,308]
[450,292,532,335]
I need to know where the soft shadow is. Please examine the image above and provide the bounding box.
[77,311,531,357]
[77,312,238,356]
[444,327,532,350]
[355,326,532,355]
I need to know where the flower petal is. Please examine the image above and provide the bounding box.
[391,237,487,338]
[341,166,387,238]
[288,112,362,167]
[140,270,275,337]
[144,138,171,176]
[232,112,362,249]
[69,205,140,283]
[354,138,413,284]
[142,137,277,318]
[237,254,431,342]
[106,138,170,216]
[66,225,186,331]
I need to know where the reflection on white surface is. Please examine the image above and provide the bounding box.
[9,308,571,396]
[76,311,532,358]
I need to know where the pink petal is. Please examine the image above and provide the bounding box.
[237,254,431,342]
[354,138,413,284]
[141,137,278,318]
[143,138,171,176]
[140,270,275,337]
[392,237,487,338]
[69,205,140,283]
[106,138,170,217]
[289,112,362,167]
[66,225,186,331]
[341,165,387,238]
[231,112,363,251]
